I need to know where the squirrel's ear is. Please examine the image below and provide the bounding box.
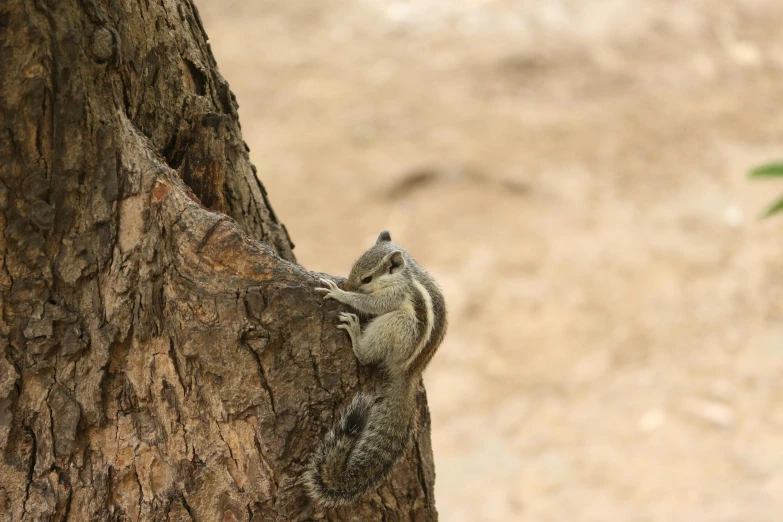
[376,230,392,244]
[386,251,405,274]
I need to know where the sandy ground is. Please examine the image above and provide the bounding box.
[197,1,783,520]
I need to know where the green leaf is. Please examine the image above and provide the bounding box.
[749,162,783,178]
[761,194,783,218]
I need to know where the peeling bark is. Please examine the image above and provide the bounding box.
[0,0,437,520]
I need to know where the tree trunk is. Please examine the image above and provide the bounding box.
[0,0,437,520]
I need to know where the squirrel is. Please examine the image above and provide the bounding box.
[303,230,447,507]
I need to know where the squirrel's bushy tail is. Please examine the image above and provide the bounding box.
[303,382,416,506]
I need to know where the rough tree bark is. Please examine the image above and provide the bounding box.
[0,0,438,520]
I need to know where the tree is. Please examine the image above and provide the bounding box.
[0,0,437,520]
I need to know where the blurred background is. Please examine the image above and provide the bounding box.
[198,1,783,520]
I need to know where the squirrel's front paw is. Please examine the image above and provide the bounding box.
[315,278,343,301]
[337,312,360,335]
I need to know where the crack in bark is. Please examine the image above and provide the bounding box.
[415,436,430,509]
[60,475,73,522]
[215,422,239,484]
[195,216,229,253]
[253,434,279,499]
[21,427,36,519]
[248,345,276,417]
[132,465,143,521]
[307,343,328,394]
[181,494,195,521]
[167,337,188,397]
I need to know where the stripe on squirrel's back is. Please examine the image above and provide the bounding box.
[406,277,447,378]
[404,279,434,371]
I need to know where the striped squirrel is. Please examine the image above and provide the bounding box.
[303,230,447,506]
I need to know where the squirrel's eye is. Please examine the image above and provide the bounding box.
[361,276,373,285]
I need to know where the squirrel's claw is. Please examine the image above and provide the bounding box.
[316,278,341,300]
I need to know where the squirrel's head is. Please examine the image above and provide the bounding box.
[344,230,407,293]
